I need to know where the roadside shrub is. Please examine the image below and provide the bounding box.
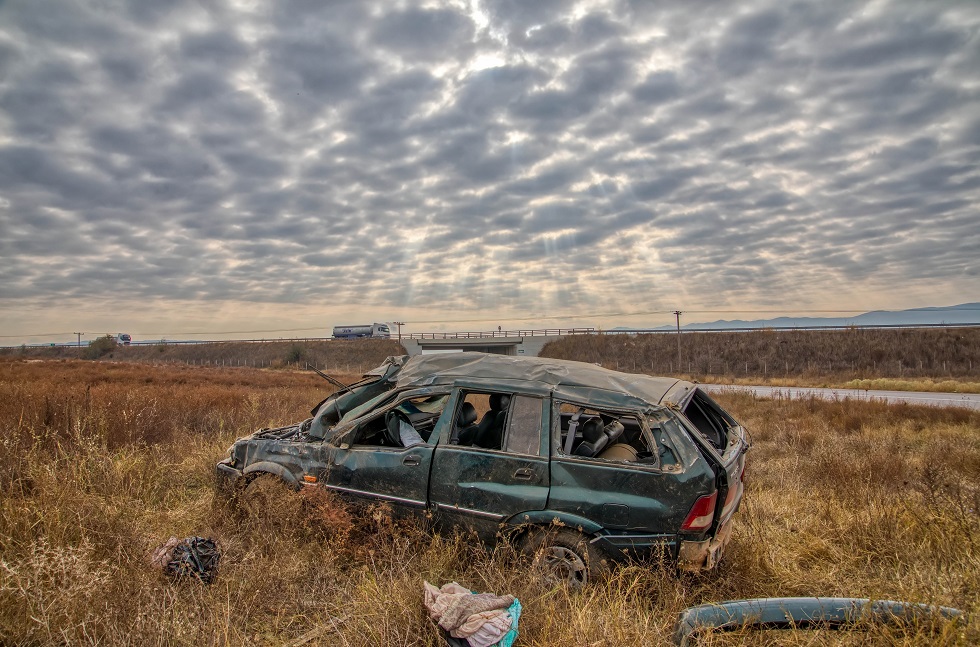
[285,343,306,364]
[83,335,117,360]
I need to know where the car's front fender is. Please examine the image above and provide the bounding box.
[243,461,301,490]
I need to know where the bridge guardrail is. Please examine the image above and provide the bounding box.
[405,327,596,340]
[4,323,980,350]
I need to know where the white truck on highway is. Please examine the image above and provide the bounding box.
[332,323,391,339]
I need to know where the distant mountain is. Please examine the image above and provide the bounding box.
[624,302,980,331]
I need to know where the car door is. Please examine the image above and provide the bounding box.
[547,398,717,557]
[323,392,449,513]
[428,391,550,539]
[326,444,433,512]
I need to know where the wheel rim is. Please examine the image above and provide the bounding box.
[540,546,588,585]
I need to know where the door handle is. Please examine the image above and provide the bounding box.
[514,468,534,480]
[403,454,421,467]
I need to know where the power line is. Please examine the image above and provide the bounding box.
[0,326,327,339]
[0,332,76,338]
[403,311,675,325]
[401,308,980,325]
[5,307,980,339]
[135,326,326,336]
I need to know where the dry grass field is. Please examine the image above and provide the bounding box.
[693,376,980,394]
[0,338,404,374]
[7,327,980,394]
[1,359,978,645]
[542,327,980,389]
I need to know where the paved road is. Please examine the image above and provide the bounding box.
[700,384,980,411]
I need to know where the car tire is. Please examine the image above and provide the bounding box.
[524,528,609,587]
[238,473,292,517]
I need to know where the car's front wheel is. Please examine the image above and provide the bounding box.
[524,528,609,587]
[238,473,294,518]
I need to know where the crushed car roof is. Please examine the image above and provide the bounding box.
[377,352,697,408]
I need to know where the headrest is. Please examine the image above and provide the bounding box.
[489,393,511,411]
[457,402,477,427]
[603,420,625,441]
[580,417,605,442]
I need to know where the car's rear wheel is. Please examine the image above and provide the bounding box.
[524,528,609,587]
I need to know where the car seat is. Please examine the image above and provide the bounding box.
[573,418,626,458]
[603,419,625,445]
[597,443,638,461]
[573,418,609,457]
[454,402,479,445]
[384,410,410,447]
[474,393,511,449]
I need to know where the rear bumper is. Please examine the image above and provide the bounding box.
[677,515,734,572]
[673,597,963,647]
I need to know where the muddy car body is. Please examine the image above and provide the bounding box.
[217,353,749,579]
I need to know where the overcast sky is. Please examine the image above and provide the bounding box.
[1,0,978,342]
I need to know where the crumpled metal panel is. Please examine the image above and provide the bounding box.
[672,597,964,646]
[387,353,689,407]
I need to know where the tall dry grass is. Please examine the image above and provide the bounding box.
[1,338,405,374]
[8,327,980,386]
[1,359,977,645]
[542,327,980,385]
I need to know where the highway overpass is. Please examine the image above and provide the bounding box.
[399,329,594,356]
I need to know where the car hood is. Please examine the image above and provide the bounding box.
[379,352,693,408]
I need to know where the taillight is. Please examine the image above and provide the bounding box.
[681,491,718,532]
[722,464,746,511]
[721,465,745,516]
[723,483,739,510]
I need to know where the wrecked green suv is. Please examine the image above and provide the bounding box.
[217,353,748,583]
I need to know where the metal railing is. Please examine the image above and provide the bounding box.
[604,322,980,334]
[405,327,596,340]
[4,323,980,350]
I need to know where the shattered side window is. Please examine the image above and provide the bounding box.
[644,417,678,469]
[349,394,449,448]
[452,391,512,450]
[553,402,653,464]
[503,396,542,456]
[339,390,397,426]
[658,416,701,469]
[405,394,450,415]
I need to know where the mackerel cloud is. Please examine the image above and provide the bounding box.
[0,0,977,326]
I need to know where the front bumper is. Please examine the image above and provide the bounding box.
[215,459,244,493]
[677,515,734,572]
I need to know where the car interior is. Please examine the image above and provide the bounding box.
[351,394,449,447]
[344,388,707,465]
[680,391,732,451]
[556,405,660,464]
[452,392,511,450]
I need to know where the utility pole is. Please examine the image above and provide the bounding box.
[393,321,405,341]
[74,332,83,347]
[673,311,682,371]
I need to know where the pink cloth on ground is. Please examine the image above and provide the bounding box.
[423,581,514,647]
